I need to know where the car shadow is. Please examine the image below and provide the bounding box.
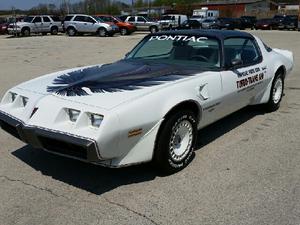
[11,106,266,195]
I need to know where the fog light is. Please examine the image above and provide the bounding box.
[21,96,29,107]
[67,109,80,122]
[90,113,103,128]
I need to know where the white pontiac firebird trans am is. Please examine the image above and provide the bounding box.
[0,30,294,173]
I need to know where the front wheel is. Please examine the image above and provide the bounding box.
[265,73,284,112]
[120,27,128,35]
[98,28,107,37]
[153,110,197,174]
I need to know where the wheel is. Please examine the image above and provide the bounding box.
[153,110,197,174]
[98,27,107,37]
[265,73,284,112]
[51,27,58,35]
[22,28,30,37]
[120,27,128,35]
[67,27,76,36]
[150,26,158,33]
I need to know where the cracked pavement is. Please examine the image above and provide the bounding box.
[0,31,299,225]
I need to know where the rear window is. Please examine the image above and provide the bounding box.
[64,16,73,21]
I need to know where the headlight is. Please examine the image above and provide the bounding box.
[9,92,17,102]
[89,113,103,128]
[20,96,28,107]
[67,109,80,122]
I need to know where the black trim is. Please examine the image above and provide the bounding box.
[0,111,100,162]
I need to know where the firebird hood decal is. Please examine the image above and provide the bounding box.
[47,60,197,96]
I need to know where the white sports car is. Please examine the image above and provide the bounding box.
[0,30,294,173]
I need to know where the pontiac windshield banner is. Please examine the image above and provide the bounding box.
[149,35,208,42]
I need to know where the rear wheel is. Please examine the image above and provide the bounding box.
[51,27,58,35]
[67,27,76,36]
[265,73,284,112]
[153,110,197,174]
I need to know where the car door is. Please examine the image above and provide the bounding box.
[73,15,86,32]
[42,16,51,32]
[136,17,147,30]
[219,37,267,116]
[32,16,42,33]
[84,16,97,32]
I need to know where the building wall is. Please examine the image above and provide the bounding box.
[245,1,270,13]
[200,4,245,17]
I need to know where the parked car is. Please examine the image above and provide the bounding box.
[277,16,298,30]
[255,18,278,30]
[240,16,257,29]
[0,30,293,173]
[158,14,188,30]
[63,14,119,37]
[0,18,8,34]
[96,15,136,35]
[177,19,201,30]
[218,18,240,30]
[201,18,219,29]
[7,15,63,36]
[125,16,161,33]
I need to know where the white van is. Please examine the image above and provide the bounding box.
[158,14,188,29]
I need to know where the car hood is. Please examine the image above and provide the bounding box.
[16,60,199,110]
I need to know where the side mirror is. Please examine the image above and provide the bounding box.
[231,58,243,67]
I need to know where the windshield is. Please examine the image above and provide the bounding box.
[93,16,104,22]
[126,35,220,69]
[23,16,34,23]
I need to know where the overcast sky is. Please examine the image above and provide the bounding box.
[0,0,79,10]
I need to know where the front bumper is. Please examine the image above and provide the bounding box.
[107,28,119,36]
[0,111,100,163]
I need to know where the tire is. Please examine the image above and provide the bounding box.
[265,73,284,112]
[120,27,128,35]
[21,28,30,37]
[150,26,158,33]
[67,27,76,36]
[153,110,197,174]
[98,27,107,37]
[51,27,58,35]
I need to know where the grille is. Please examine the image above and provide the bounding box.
[38,136,88,160]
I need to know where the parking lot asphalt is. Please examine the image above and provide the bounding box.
[0,30,299,225]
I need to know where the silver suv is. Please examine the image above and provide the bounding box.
[63,14,119,37]
[7,15,63,36]
[125,16,161,33]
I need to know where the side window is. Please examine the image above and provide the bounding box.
[128,17,135,22]
[85,16,95,23]
[137,17,146,22]
[74,16,85,22]
[32,17,41,23]
[224,38,261,67]
[43,17,50,22]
